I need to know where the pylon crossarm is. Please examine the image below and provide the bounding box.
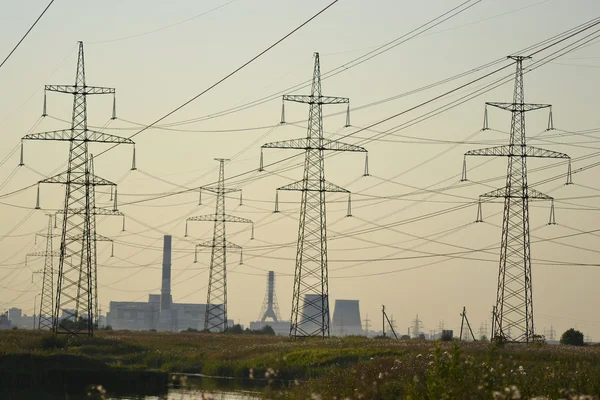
[22,129,133,145]
[45,85,115,95]
[278,179,349,193]
[486,102,551,112]
[188,214,252,224]
[27,251,60,258]
[262,137,366,153]
[56,207,122,216]
[480,187,553,201]
[527,188,553,201]
[465,145,511,157]
[283,94,349,105]
[201,186,239,195]
[320,138,367,152]
[524,146,569,159]
[262,138,308,150]
[465,145,570,159]
[38,172,115,187]
[196,240,241,250]
[95,234,113,242]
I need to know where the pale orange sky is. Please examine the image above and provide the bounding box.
[1,0,600,339]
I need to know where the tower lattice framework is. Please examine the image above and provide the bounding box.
[185,159,253,332]
[261,53,368,338]
[462,56,571,343]
[259,271,281,323]
[26,214,59,330]
[20,41,135,336]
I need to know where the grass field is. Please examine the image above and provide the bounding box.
[0,330,599,399]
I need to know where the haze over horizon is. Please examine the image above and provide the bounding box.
[1,0,599,340]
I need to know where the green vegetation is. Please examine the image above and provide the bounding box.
[1,330,599,399]
[560,328,585,346]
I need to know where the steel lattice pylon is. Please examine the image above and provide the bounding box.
[462,56,572,343]
[21,41,134,336]
[26,214,60,330]
[259,271,281,323]
[261,53,368,338]
[185,159,253,332]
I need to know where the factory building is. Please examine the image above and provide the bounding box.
[107,235,228,331]
[332,299,363,336]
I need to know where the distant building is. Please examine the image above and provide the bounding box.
[106,235,227,332]
[332,299,363,336]
[0,312,11,330]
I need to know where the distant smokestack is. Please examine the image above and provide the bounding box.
[160,235,172,312]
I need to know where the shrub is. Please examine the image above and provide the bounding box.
[560,328,585,346]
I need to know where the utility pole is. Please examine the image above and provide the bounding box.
[461,56,571,343]
[260,52,368,338]
[381,305,398,339]
[382,306,385,338]
[185,159,253,332]
[21,41,135,336]
[25,214,59,330]
[459,306,476,341]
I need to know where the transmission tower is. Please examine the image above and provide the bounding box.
[479,321,489,340]
[363,313,371,336]
[20,41,135,336]
[260,52,368,338]
[412,314,424,338]
[25,214,59,330]
[462,56,571,343]
[185,159,253,332]
[258,271,282,323]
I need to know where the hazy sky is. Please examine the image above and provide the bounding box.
[1,0,600,339]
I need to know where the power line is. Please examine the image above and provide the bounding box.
[0,0,56,71]
[93,0,342,160]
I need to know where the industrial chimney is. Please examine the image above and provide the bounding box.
[160,235,172,312]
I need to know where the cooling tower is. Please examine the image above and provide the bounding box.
[332,299,362,336]
[299,293,329,335]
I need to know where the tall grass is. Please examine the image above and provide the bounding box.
[1,330,599,398]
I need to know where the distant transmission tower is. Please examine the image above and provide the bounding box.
[260,52,368,338]
[363,313,371,335]
[462,56,571,343]
[185,159,253,332]
[258,271,282,323]
[26,214,59,330]
[412,314,424,338]
[21,41,135,336]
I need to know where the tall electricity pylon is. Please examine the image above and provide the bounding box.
[185,159,253,332]
[20,41,135,336]
[26,214,59,330]
[462,56,571,343]
[261,53,368,338]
